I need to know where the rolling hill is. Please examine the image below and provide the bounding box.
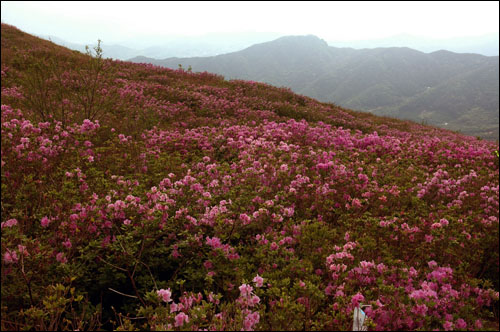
[130,35,499,140]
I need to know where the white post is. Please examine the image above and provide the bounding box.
[352,304,370,331]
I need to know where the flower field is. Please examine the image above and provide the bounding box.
[1,23,499,331]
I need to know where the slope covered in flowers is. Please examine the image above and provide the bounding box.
[1,23,499,331]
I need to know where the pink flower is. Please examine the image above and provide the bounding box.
[170,302,180,313]
[455,318,466,329]
[351,292,365,307]
[351,198,362,208]
[174,312,189,327]
[358,173,369,182]
[157,288,172,303]
[206,236,222,249]
[440,218,449,226]
[41,216,51,227]
[249,295,260,306]
[56,252,67,264]
[428,260,438,269]
[431,222,442,229]
[239,284,254,298]
[62,239,72,249]
[18,245,29,256]
[443,321,453,331]
[240,213,251,225]
[1,218,18,228]
[4,250,18,264]
[253,275,264,287]
[283,207,294,217]
[411,304,428,316]
[325,284,335,296]
[243,311,260,331]
[377,263,386,273]
[208,292,220,304]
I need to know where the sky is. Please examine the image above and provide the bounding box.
[1,1,499,44]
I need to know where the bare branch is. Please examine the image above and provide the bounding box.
[108,287,137,299]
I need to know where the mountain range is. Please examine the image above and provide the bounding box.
[39,32,500,60]
[37,31,285,60]
[129,35,499,140]
[328,33,499,56]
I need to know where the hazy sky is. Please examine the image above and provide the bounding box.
[1,1,499,44]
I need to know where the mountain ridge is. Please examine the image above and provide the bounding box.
[328,32,500,56]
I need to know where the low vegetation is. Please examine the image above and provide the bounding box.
[1,24,499,331]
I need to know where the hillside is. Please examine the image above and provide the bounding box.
[130,35,499,140]
[1,24,499,331]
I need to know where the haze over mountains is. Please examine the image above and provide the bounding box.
[39,32,500,60]
[129,35,499,140]
[329,33,499,56]
[37,32,285,60]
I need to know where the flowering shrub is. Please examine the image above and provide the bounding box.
[1,23,499,330]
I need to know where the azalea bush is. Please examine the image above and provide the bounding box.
[1,23,499,331]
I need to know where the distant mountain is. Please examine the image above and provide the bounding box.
[116,31,285,57]
[129,35,499,140]
[37,32,285,60]
[328,33,500,56]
